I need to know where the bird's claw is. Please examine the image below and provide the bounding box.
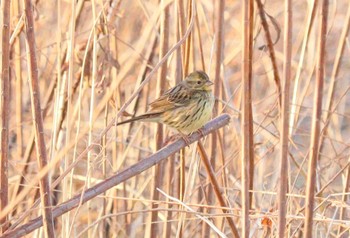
[198,128,205,137]
[164,134,190,147]
[180,134,191,147]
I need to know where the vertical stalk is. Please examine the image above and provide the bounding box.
[183,0,192,75]
[0,0,11,233]
[23,0,55,236]
[204,0,225,236]
[149,0,169,237]
[54,0,67,236]
[163,156,175,238]
[241,0,254,237]
[213,0,225,178]
[62,0,76,235]
[303,0,328,237]
[277,0,292,236]
[175,0,184,81]
[247,0,255,206]
[10,0,24,216]
[87,0,98,237]
[101,105,108,238]
[13,0,23,165]
[177,0,186,75]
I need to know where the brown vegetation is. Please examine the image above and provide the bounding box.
[0,0,349,237]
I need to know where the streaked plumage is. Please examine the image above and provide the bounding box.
[117,70,214,134]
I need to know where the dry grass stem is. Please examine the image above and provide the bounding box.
[304,0,329,237]
[241,0,255,236]
[0,0,11,233]
[277,0,292,236]
[1,1,349,237]
[23,0,55,236]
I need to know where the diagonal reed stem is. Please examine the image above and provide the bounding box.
[197,141,240,238]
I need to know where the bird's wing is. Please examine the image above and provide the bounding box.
[148,84,192,113]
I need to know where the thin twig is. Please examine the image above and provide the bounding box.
[149,0,169,236]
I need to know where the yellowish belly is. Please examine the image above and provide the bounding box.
[162,93,214,134]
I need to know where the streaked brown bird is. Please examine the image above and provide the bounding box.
[117,70,214,135]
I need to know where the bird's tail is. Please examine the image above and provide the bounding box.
[116,112,162,126]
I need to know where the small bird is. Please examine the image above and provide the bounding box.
[117,70,215,135]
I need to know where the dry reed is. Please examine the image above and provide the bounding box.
[0,0,349,237]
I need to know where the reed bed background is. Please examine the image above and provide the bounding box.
[0,0,349,237]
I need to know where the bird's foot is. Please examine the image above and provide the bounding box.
[197,128,205,137]
[163,135,175,146]
[180,134,191,146]
[164,133,191,147]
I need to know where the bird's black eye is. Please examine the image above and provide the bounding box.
[197,81,201,84]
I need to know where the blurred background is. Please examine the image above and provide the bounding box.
[1,0,350,237]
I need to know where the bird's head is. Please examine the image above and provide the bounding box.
[183,71,214,91]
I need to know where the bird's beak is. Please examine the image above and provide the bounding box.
[206,80,214,86]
